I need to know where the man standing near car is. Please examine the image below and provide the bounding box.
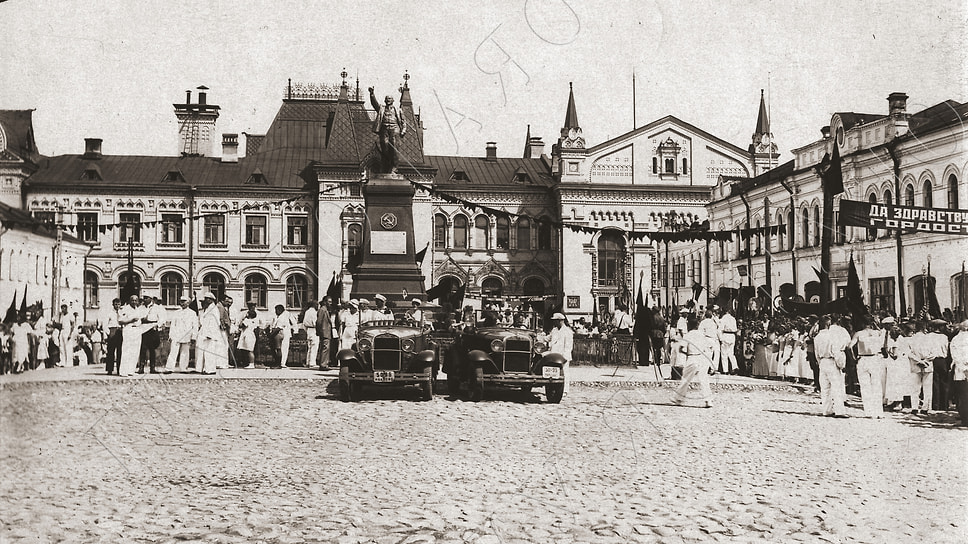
[317,296,334,369]
[547,313,573,396]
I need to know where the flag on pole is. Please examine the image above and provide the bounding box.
[820,142,845,196]
[4,290,17,324]
[19,286,28,320]
[415,242,429,266]
[923,260,942,319]
[326,272,341,303]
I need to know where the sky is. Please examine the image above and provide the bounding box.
[2,0,965,161]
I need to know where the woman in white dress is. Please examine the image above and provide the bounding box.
[236,309,258,368]
[339,301,360,350]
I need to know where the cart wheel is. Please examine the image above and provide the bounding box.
[545,383,564,404]
[469,367,484,402]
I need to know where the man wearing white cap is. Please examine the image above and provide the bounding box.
[547,313,573,395]
[165,296,198,373]
[373,294,394,321]
[358,298,376,324]
[406,298,424,326]
[195,292,224,374]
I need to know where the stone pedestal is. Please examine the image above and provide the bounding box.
[350,173,426,304]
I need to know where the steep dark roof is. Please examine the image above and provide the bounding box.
[563,83,579,129]
[835,111,885,131]
[908,100,967,137]
[426,156,554,188]
[717,159,796,199]
[0,110,42,164]
[754,90,770,135]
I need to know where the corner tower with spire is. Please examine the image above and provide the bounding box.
[553,82,587,182]
[749,89,779,176]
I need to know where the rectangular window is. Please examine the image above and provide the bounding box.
[286,216,307,246]
[161,213,183,243]
[118,212,141,242]
[869,277,895,314]
[77,212,99,243]
[33,211,56,224]
[245,215,267,246]
[692,258,702,282]
[203,215,225,244]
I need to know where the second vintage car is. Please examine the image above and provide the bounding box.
[445,310,567,403]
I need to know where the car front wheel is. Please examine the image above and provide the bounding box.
[545,383,564,404]
[469,366,484,402]
[420,366,434,401]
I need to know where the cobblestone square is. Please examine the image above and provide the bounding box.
[1,378,964,543]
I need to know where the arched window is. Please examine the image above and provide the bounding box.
[813,205,821,246]
[516,217,531,250]
[682,158,688,174]
[453,215,468,249]
[787,211,794,248]
[481,277,503,297]
[923,179,933,208]
[84,271,99,308]
[652,157,658,174]
[776,212,785,251]
[537,218,552,250]
[522,277,545,296]
[286,274,308,310]
[496,216,510,249]
[904,183,915,206]
[202,272,226,302]
[867,194,878,241]
[347,223,363,259]
[948,174,959,210]
[754,220,762,255]
[801,208,810,248]
[597,231,625,287]
[160,271,183,306]
[433,214,447,249]
[473,215,489,250]
[664,158,675,174]
[118,271,141,299]
[244,273,268,309]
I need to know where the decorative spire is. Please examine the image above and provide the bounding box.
[399,70,413,106]
[341,68,348,85]
[563,82,579,129]
[755,89,770,135]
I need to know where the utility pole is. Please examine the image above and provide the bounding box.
[51,205,64,319]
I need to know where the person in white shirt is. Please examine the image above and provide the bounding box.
[923,321,951,413]
[612,305,633,334]
[269,304,296,369]
[948,320,968,426]
[848,316,889,418]
[54,305,76,367]
[699,308,721,372]
[117,295,146,377]
[104,298,123,375]
[373,294,394,321]
[339,300,360,350]
[194,293,224,374]
[546,313,573,395]
[718,308,739,374]
[165,296,197,373]
[814,315,852,417]
[671,315,716,408]
[405,298,424,326]
[303,301,320,369]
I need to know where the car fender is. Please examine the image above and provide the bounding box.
[539,352,566,370]
[466,349,493,367]
[412,349,436,366]
[337,348,362,371]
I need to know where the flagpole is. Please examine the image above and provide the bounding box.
[887,141,906,317]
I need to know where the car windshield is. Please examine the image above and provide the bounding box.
[473,309,541,330]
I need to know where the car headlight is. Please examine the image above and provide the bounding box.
[401,338,416,352]
[490,339,504,352]
[533,341,548,353]
[358,338,372,351]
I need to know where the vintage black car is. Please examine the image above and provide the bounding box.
[446,310,566,403]
[336,312,438,402]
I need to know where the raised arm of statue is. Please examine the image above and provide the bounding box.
[368,86,380,111]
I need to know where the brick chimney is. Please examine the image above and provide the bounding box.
[485,141,497,160]
[82,138,103,160]
[221,133,239,163]
[887,92,909,139]
[820,126,831,139]
[525,136,545,159]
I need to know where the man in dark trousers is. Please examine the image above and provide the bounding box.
[104,298,122,375]
[316,296,334,369]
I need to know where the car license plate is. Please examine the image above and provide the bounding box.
[542,366,561,378]
[373,371,394,383]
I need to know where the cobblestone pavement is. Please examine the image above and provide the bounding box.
[1,378,964,543]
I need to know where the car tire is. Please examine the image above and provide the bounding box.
[338,367,351,402]
[469,366,484,402]
[545,383,564,404]
[349,381,363,402]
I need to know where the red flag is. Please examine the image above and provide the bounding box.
[820,143,844,196]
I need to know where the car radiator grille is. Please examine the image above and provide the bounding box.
[504,339,531,372]
[373,336,401,370]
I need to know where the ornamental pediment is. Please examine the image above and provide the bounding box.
[434,257,468,282]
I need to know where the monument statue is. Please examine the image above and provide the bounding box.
[369,86,408,173]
